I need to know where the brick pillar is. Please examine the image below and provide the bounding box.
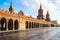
[49,24,51,27]
[0,20,1,31]
[6,20,8,31]
[31,22,33,29]
[13,21,14,30]
[32,23,34,28]
[39,23,40,28]
[34,23,35,28]
[41,24,42,27]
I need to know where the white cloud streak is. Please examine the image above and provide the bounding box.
[20,0,60,23]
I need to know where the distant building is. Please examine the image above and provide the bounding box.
[51,20,58,24]
[51,20,60,27]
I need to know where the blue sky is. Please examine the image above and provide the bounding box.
[0,0,60,23]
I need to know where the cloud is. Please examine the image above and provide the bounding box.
[56,0,60,4]
[21,0,56,16]
[23,1,29,7]
[18,0,60,23]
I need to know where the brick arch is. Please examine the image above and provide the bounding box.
[26,21,29,29]
[8,19,13,30]
[31,22,33,28]
[1,18,7,31]
[29,22,31,29]
[14,20,18,30]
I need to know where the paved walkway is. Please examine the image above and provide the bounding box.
[0,27,60,40]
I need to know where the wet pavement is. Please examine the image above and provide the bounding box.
[0,27,60,40]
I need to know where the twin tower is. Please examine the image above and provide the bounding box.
[37,5,50,22]
[9,2,50,22]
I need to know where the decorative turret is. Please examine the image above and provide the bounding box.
[9,2,14,13]
[37,4,44,20]
[18,10,24,16]
[45,11,50,22]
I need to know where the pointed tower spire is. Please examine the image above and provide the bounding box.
[9,2,14,13]
[10,2,12,8]
[46,11,49,17]
[40,4,42,9]
[45,11,50,22]
[37,4,44,20]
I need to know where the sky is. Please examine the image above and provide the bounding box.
[0,0,60,23]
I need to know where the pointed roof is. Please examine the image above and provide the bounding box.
[9,2,14,13]
[45,11,50,22]
[10,2,13,8]
[40,4,42,9]
[46,11,49,16]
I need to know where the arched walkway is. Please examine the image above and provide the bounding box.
[51,24,54,27]
[26,21,29,29]
[8,19,13,30]
[32,22,33,28]
[14,20,18,30]
[29,22,31,29]
[1,18,6,31]
[34,23,35,28]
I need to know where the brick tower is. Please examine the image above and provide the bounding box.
[45,11,50,22]
[9,2,14,13]
[37,4,44,20]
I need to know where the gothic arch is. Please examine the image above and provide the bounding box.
[14,20,18,30]
[8,19,13,30]
[1,18,7,31]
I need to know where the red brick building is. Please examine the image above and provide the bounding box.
[0,3,58,31]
